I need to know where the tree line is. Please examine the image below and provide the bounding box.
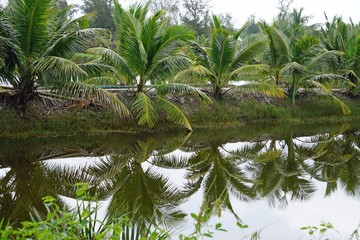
[0,0,359,131]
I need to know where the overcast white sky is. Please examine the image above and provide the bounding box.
[1,0,359,26]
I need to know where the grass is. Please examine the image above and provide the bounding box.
[1,92,360,138]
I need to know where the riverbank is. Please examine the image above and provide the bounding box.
[1,91,360,138]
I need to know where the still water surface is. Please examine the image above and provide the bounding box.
[1,123,360,239]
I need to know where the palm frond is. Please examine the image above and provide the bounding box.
[9,0,52,57]
[233,82,286,98]
[172,65,215,84]
[191,42,213,71]
[156,96,192,131]
[79,62,117,77]
[131,92,158,128]
[132,140,156,163]
[232,39,268,68]
[230,64,270,79]
[52,82,131,117]
[84,76,119,85]
[87,47,135,85]
[263,25,290,67]
[210,31,236,76]
[44,28,110,59]
[305,79,352,115]
[155,83,212,103]
[34,56,88,81]
[309,50,343,72]
[152,25,194,62]
[149,55,192,84]
[281,62,307,76]
[151,155,190,169]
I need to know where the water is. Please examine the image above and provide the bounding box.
[1,123,360,239]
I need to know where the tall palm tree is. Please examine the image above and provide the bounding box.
[175,15,285,99]
[0,0,129,117]
[87,1,210,131]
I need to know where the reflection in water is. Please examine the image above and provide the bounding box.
[0,124,360,237]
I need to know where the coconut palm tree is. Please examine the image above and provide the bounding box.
[175,15,285,99]
[87,1,210,131]
[319,15,360,92]
[260,23,353,114]
[0,0,129,117]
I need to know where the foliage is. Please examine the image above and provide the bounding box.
[86,1,211,130]
[180,0,211,37]
[176,15,284,99]
[300,222,337,240]
[80,0,115,33]
[0,0,129,117]
[149,0,181,25]
[260,22,353,114]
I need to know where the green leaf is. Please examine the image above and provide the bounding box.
[131,92,158,128]
[156,83,212,103]
[52,82,131,118]
[156,96,192,131]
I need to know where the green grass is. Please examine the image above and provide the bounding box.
[1,93,360,138]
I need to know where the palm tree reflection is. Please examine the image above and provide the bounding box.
[89,134,191,237]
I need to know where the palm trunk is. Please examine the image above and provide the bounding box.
[137,76,144,93]
[214,85,222,99]
[289,75,297,104]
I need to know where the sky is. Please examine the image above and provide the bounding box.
[1,0,359,27]
[68,0,360,26]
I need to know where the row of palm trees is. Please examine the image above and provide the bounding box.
[1,127,360,235]
[1,0,359,130]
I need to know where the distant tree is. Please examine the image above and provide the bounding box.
[181,0,211,36]
[57,0,68,10]
[277,0,294,18]
[218,13,235,32]
[149,0,181,25]
[56,0,79,18]
[243,14,261,36]
[81,0,115,33]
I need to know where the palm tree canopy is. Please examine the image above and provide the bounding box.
[112,1,195,89]
[176,15,283,98]
[0,0,130,117]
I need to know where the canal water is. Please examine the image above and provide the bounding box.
[1,123,360,239]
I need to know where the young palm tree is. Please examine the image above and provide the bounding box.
[319,15,360,92]
[88,1,210,131]
[175,15,285,99]
[0,0,129,117]
[261,23,353,114]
